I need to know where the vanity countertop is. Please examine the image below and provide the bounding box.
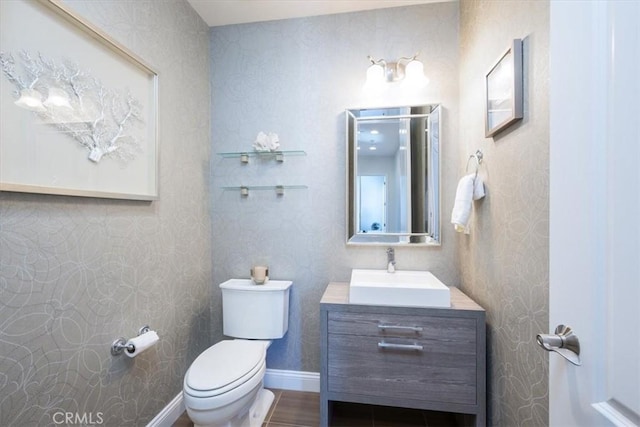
[321,282,484,312]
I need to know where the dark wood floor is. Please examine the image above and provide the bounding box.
[173,389,458,427]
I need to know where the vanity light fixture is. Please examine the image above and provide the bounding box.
[365,53,429,89]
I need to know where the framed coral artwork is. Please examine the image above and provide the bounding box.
[0,0,158,200]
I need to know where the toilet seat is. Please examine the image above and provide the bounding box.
[184,340,266,399]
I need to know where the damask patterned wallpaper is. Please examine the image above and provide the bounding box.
[458,1,550,425]
[0,1,211,425]
[209,2,461,371]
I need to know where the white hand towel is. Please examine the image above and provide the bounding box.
[473,175,485,200]
[451,175,474,233]
[451,174,485,233]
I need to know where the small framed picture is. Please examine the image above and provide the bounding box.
[485,39,523,137]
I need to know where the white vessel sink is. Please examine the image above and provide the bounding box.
[349,269,450,308]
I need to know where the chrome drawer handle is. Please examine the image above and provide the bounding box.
[377,341,424,351]
[378,324,423,332]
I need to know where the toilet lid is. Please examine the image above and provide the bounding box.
[185,340,265,392]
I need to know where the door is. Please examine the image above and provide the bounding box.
[549,1,639,426]
[358,175,386,232]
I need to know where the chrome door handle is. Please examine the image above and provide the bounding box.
[536,324,581,366]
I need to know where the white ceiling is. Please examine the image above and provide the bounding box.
[186,0,442,27]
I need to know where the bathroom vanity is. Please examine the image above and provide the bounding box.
[320,282,486,426]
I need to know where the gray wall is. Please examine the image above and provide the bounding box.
[0,1,211,425]
[458,1,550,425]
[209,2,461,371]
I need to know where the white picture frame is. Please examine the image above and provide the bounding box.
[0,0,158,200]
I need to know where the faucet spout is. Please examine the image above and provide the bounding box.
[386,248,396,273]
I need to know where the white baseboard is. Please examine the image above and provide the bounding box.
[146,391,185,427]
[148,369,319,426]
[264,369,320,393]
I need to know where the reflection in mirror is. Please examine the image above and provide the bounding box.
[346,105,440,245]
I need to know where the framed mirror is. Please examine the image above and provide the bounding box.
[346,105,441,246]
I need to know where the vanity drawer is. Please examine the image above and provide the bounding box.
[327,312,478,405]
[328,311,476,341]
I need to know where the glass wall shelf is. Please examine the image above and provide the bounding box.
[222,185,307,197]
[218,150,306,163]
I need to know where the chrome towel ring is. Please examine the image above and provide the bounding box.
[466,149,484,178]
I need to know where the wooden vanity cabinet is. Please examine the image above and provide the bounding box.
[320,282,486,427]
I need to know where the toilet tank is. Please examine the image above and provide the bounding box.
[219,279,292,339]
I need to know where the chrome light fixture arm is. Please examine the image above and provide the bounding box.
[367,53,420,82]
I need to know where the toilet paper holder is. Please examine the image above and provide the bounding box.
[111,325,151,356]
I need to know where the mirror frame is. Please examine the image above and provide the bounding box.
[346,104,441,246]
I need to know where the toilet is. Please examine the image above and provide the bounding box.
[183,279,292,427]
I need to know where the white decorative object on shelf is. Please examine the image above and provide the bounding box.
[253,131,280,152]
[0,50,143,163]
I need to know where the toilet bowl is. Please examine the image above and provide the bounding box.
[183,340,272,427]
[183,279,292,427]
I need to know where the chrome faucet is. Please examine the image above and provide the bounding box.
[386,248,396,273]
